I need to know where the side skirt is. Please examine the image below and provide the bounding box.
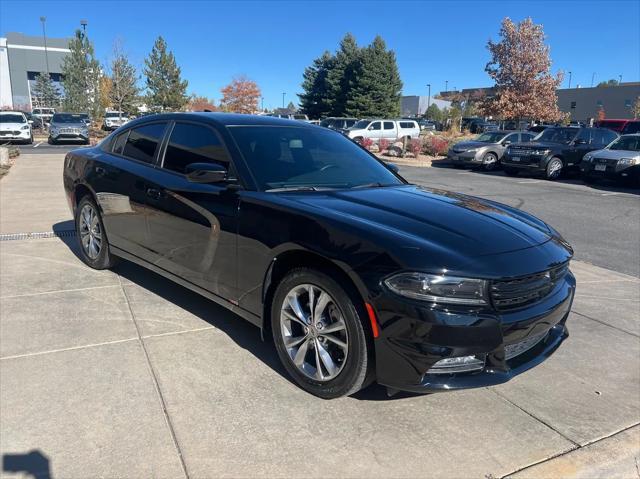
[111,246,262,328]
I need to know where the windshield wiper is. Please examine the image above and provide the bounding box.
[351,182,386,189]
[266,186,319,192]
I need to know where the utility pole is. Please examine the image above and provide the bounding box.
[568,71,572,89]
[426,84,431,118]
[40,17,50,75]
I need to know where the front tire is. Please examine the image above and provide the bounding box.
[545,157,563,180]
[482,152,499,171]
[271,268,371,399]
[75,196,116,269]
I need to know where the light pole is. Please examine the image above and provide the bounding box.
[445,80,448,92]
[619,74,622,84]
[40,16,50,75]
[591,72,596,87]
[426,84,431,118]
[261,96,264,111]
[282,92,286,109]
[568,71,572,89]
[80,19,88,37]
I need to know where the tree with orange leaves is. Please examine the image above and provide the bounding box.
[220,76,261,114]
[481,17,565,123]
[187,95,217,112]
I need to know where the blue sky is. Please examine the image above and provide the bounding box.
[1,0,638,109]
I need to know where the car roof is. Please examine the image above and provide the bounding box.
[125,112,318,129]
[0,111,25,115]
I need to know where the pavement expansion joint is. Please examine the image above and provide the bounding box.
[0,230,76,241]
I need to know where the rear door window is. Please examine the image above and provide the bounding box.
[592,129,618,147]
[370,122,381,130]
[112,131,129,155]
[122,123,168,164]
[162,122,231,174]
[384,121,395,130]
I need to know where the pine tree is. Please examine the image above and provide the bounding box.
[298,51,334,119]
[345,36,402,118]
[143,36,188,111]
[108,43,139,116]
[31,72,60,107]
[61,29,101,115]
[326,33,360,116]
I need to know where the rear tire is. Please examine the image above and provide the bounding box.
[75,196,117,270]
[271,268,371,399]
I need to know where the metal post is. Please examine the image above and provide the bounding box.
[261,97,264,111]
[568,71,572,89]
[445,80,448,93]
[591,72,595,87]
[40,17,49,75]
[619,74,622,84]
[426,84,431,119]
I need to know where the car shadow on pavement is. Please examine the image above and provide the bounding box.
[52,220,422,402]
[3,449,51,479]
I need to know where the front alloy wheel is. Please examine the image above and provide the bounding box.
[271,268,371,398]
[280,284,349,382]
[546,157,563,180]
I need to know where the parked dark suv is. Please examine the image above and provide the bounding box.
[502,127,619,180]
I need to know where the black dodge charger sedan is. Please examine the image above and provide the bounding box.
[63,113,575,398]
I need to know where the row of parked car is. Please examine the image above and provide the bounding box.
[447,123,640,186]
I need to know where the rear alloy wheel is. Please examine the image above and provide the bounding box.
[75,196,116,269]
[482,152,499,171]
[271,268,371,398]
[545,157,563,180]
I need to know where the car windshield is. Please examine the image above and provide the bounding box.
[476,132,506,143]
[105,112,124,118]
[319,119,333,127]
[229,126,403,191]
[609,136,640,152]
[352,120,370,129]
[534,128,578,144]
[52,113,84,123]
[0,114,26,123]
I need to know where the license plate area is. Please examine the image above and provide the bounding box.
[512,156,521,162]
[595,164,606,171]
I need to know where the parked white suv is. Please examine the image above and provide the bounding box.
[32,107,56,125]
[102,111,130,131]
[0,111,33,144]
[346,119,420,143]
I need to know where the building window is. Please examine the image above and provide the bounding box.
[570,101,576,109]
[625,99,632,108]
[596,100,603,107]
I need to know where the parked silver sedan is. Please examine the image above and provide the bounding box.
[580,134,640,186]
[448,130,535,171]
[48,113,90,145]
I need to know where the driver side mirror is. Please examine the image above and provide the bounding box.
[502,140,512,145]
[185,162,227,184]
[573,138,587,146]
[386,163,400,173]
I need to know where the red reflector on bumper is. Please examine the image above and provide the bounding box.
[365,303,379,338]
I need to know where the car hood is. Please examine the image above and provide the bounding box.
[284,185,553,257]
[51,122,86,128]
[511,141,565,149]
[0,122,28,129]
[589,149,640,160]
[453,140,493,150]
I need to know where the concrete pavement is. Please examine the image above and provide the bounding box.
[1,154,639,478]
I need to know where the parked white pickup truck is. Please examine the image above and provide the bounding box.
[345,119,420,143]
[102,111,130,131]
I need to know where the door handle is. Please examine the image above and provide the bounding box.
[146,188,162,200]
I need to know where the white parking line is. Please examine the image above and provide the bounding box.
[600,192,619,196]
[33,141,42,148]
[517,180,541,184]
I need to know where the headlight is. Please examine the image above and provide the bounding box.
[384,272,488,305]
[532,149,550,155]
[21,125,30,130]
[618,158,640,166]
[583,154,593,162]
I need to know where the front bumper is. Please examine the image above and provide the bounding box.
[502,154,548,172]
[447,150,481,164]
[372,270,575,393]
[50,131,89,142]
[0,129,31,141]
[581,162,640,184]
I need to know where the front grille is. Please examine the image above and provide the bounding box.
[0,130,19,135]
[491,263,569,311]
[509,147,541,156]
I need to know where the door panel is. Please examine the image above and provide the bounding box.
[144,172,239,300]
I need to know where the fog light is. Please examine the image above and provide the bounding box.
[428,355,485,374]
